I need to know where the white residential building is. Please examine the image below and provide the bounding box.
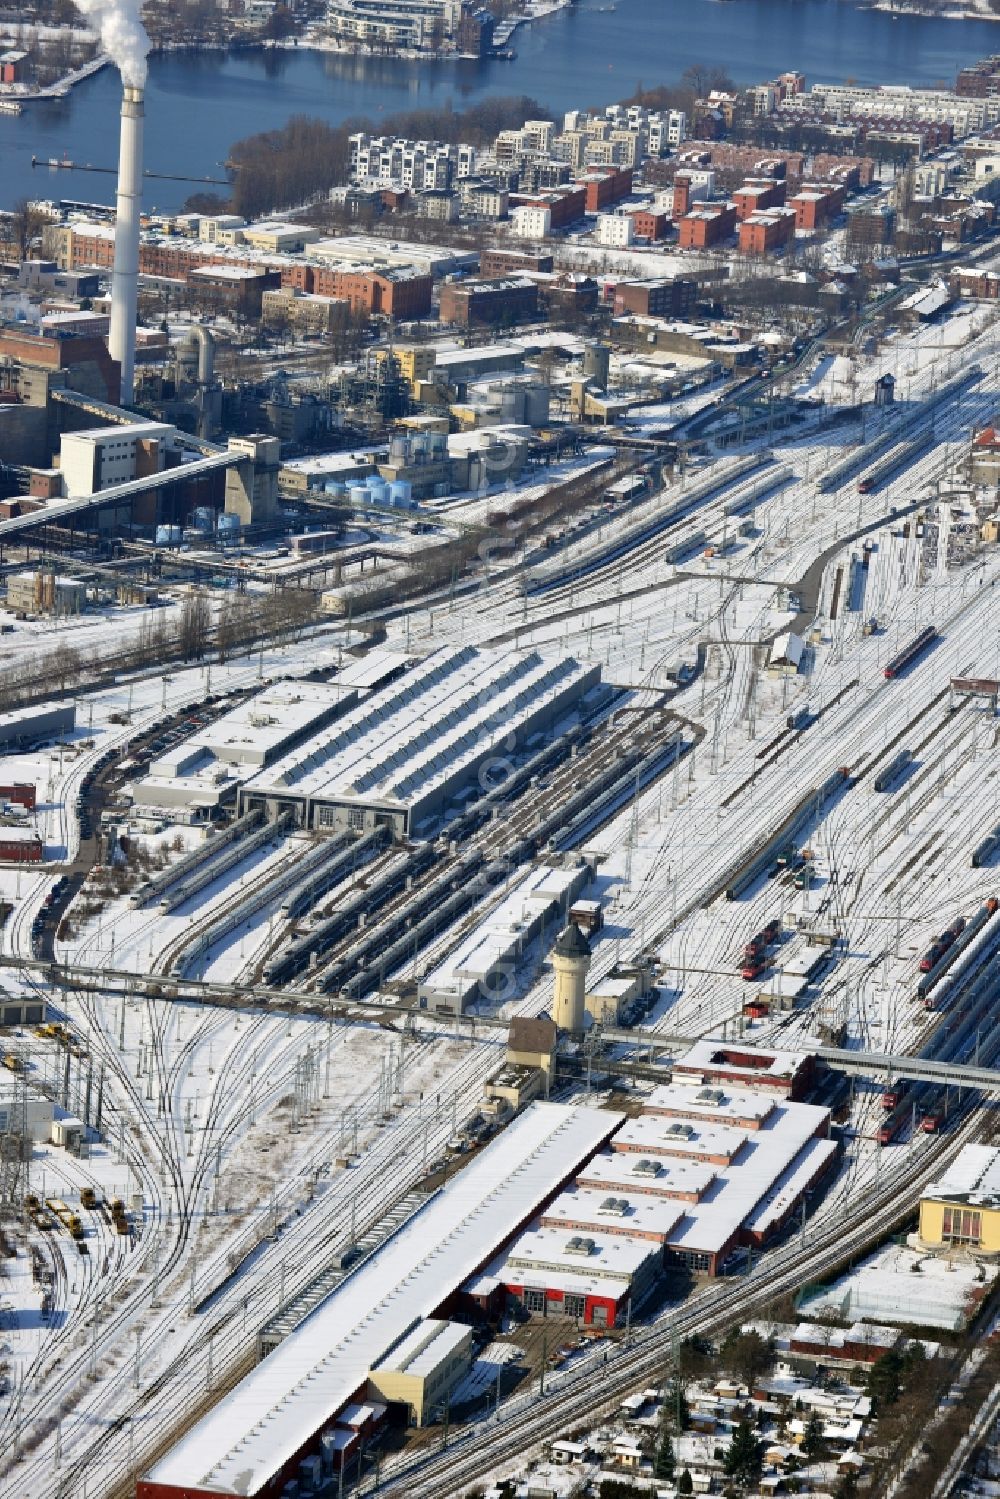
[325,0,463,50]
[597,213,635,248]
[511,204,552,239]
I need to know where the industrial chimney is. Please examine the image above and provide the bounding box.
[108,84,144,407]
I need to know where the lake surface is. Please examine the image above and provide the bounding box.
[1,0,997,213]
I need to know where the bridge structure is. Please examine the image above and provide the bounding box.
[6,956,1000,1090]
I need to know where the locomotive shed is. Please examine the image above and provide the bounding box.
[237,644,604,838]
[136,1102,622,1499]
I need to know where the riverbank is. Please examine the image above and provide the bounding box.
[0,50,109,103]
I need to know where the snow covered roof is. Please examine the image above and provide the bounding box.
[540,1186,686,1242]
[663,1101,833,1258]
[241,646,598,819]
[371,1318,470,1378]
[645,1082,777,1128]
[614,1113,751,1164]
[575,1151,717,1201]
[420,863,587,1001]
[924,1143,1000,1207]
[143,1102,622,1497]
[506,1223,659,1286]
[673,1039,811,1089]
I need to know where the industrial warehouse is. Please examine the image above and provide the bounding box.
[484,1078,837,1300]
[136,1102,622,1499]
[138,1061,840,1499]
[237,645,603,836]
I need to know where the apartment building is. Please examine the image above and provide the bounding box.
[325,0,463,49]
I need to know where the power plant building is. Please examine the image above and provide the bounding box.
[238,645,602,837]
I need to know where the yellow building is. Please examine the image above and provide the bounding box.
[367,1318,472,1426]
[374,344,437,396]
[918,1144,1000,1254]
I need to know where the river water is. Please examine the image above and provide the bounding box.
[1,0,998,213]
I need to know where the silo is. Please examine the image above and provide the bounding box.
[583,341,611,390]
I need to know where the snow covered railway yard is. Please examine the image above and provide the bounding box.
[3,303,1000,1498]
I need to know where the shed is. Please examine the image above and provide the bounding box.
[768,632,804,676]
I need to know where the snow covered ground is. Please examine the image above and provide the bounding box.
[1,294,1000,1495]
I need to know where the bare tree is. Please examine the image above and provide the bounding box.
[178,591,212,661]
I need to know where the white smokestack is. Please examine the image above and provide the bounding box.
[108,84,144,406]
[77,0,150,405]
[73,0,149,88]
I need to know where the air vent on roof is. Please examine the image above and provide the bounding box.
[599,1196,629,1216]
[565,1235,596,1256]
[695,1087,725,1105]
[664,1122,695,1137]
[632,1158,662,1177]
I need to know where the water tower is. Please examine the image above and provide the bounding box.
[551,922,592,1034]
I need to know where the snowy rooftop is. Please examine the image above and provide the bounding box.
[645,1083,778,1129]
[420,863,586,998]
[148,681,352,778]
[241,646,598,816]
[540,1186,686,1242]
[663,1100,833,1258]
[143,1102,622,1497]
[334,649,411,692]
[371,1318,469,1379]
[506,1223,659,1284]
[614,1113,751,1164]
[575,1151,717,1200]
[925,1143,1000,1207]
[673,1038,810,1087]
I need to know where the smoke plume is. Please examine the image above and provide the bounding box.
[75,0,150,89]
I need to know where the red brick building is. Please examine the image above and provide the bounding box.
[678,203,737,249]
[733,178,787,221]
[0,784,36,810]
[738,208,796,255]
[438,276,539,327]
[788,182,847,231]
[629,208,671,241]
[578,166,634,213]
[0,829,42,863]
[511,186,587,229]
[59,225,432,319]
[480,247,554,277]
[613,277,698,318]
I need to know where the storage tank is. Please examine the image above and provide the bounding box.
[324,479,347,498]
[499,385,522,421]
[389,480,413,508]
[367,477,389,505]
[583,341,611,390]
[524,382,551,427]
[349,485,369,507]
[154,524,182,546]
[389,432,408,461]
